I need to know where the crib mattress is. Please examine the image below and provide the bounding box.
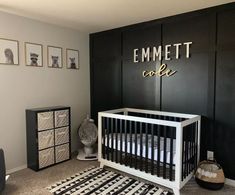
[104,134,191,165]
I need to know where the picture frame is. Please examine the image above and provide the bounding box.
[25,42,43,67]
[66,49,79,69]
[0,38,19,65]
[47,46,63,68]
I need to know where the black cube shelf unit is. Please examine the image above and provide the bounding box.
[26,106,71,171]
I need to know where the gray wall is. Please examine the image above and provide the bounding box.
[0,11,90,172]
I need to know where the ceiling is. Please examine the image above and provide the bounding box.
[0,0,234,33]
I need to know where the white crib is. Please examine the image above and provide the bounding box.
[98,108,201,194]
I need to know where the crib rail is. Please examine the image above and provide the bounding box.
[98,108,201,191]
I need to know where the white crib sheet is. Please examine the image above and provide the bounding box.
[104,134,192,165]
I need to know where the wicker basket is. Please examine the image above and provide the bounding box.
[195,160,225,190]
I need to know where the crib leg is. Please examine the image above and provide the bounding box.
[100,162,104,168]
[173,188,180,195]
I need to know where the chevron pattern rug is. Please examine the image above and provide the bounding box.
[47,166,173,195]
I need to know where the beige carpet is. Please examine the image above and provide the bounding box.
[3,159,98,195]
[2,158,235,195]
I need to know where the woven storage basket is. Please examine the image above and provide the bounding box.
[195,160,225,190]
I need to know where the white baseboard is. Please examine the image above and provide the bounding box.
[5,150,77,175]
[6,164,27,174]
[225,178,235,187]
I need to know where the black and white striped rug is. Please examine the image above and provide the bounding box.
[47,166,173,195]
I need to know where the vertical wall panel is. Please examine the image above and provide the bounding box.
[215,9,235,179]
[122,24,161,109]
[161,15,213,115]
[161,14,216,160]
[90,31,122,123]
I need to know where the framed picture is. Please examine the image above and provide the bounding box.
[47,46,63,68]
[66,49,79,69]
[25,42,43,67]
[0,38,19,65]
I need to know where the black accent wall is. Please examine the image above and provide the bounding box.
[90,3,235,179]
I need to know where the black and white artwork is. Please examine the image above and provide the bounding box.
[48,46,62,68]
[0,38,19,65]
[25,42,43,67]
[66,49,79,69]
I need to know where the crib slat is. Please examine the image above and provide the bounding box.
[184,127,189,179]
[188,138,190,176]
[120,119,123,165]
[157,123,161,176]
[194,122,197,170]
[124,120,128,166]
[182,127,186,180]
[195,122,198,171]
[193,122,197,171]
[151,123,154,175]
[169,126,174,181]
[171,117,178,181]
[163,116,167,179]
[111,118,114,162]
[192,124,195,172]
[106,118,110,161]
[194,123,196,171]
[115,118,118,163]
[140,122,143,171]
[186,128,189,177]
[188,125,190,174]
[145,121,149,173]
[102,117,106,159]
[129,121,133,168]
[190,124,193,172]
[135,121,138,169]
